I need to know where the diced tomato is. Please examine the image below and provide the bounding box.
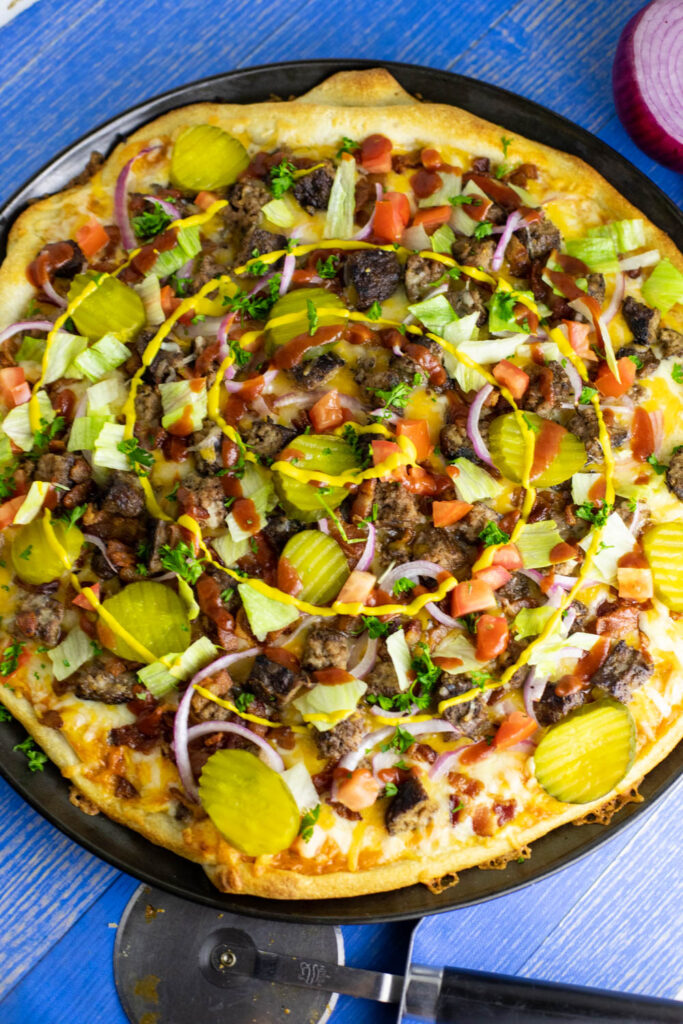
[617,567,654,602]
[0,367,30,408]
[433,500,472,527]
[494,711,537,749]
[411,206,452,234]
[75,219,109,258]
[396,418,432,462]
[474,565,512,590]
[335,767,382,811]
[492,544,523,570]
[195,190,219,211]
[160,284,181,316]
[0,495,25,528]
[562,320,597,362]
[475,613,509,660]
[451,579,496,617]
[373,192,411,244]
[360,134,393,174]
[336,570,376,605]
[73,583,100,609]
[310,389,344,432]
[492,359,529,400]
[595,357,636,398]
[371,439,401,468]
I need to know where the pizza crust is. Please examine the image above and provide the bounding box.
[1,68,681,900]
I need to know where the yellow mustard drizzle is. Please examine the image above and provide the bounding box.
[192,682,307,731]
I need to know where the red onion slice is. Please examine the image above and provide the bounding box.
[429,745,469,780]
[189,647,261,688]
[348,635,378,679]
[173,682,199,799]
[402,223,431,252]
[83,533,118,573]
[186,721,284,773]
[425,602,462,628]
[40,277,68,308]
[380,559,443,593]
[355,523,376,572]
[317,518,330,535]
[523,667,550,722]
[491,211,523,272]
[141,195,180,219]
[613,0,683,172]
[115,145,162,250]
[602,272,625,326]
[466,384,494,466]
[353,183,384,241]
[339,720,456,772]
[518,568,544,586]
[0,319,55,344]
[560,357,584,404]
[279,252,296,295]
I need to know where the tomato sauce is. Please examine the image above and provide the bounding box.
[554,635,610,696]
[410,168,442,198]
[313,668,356,685]
[460,740,493,766]
[631,407,655,462]
[530,420,566,479]
[232,497,258,534]
[405,343,447,386]
[276,556,303,597]
[273,324,346,369]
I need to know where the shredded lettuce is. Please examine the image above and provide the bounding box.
[513,605,556,640]
[579,511,635,584]
[151,226,201,278]
[588,218,646,253]
[527,631,599,678]
[449,180,489,236]
[324,156,356,239]
[408,293,457,334]
[177,576,200,621]
[16,335,46,365]
[138,637,218,698]
[441,311,480,346]
[449,458,503,503]
[42,332,89,385]
[212,533,250,566]
[92,422,129,471]
[488,288,536,334]
[237,583,298,641]
[419,171,462,209]
[516,520,565,568]
[48,627,96,682]
[0,435,12,466]
[135,275,165,326]
[86,374,127,415]
[641,258,683,313]
[281,762,319,813]
[445,335,527,392]
[262,198,295,228]
[571,472,603,506]
[72,334,131,381]
[432,631,483,675]
[13,481,52,525]
[67,415,109,453]
[386,629,412,691]
[160,379,208,434]
[508,182,540,208]
[225,463,276,542]
[292,679,367,732]
[431,224,455,255]
[1,391,54,451]
[565,236,619,274]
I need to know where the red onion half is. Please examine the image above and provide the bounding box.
[348,635,378,679]
[467,384,494,465]
[355,523,376,571]
[491,211,523,272]
[186,721,285,773]
[613,0,683,171]
[141,195,180,219]
[523,667,550,722]
[0,319,55,344]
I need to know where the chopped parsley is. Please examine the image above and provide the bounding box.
[473,221,493,240]
[0,641,24,677]
[55,504,87,531]
[411,642,440,692]
[19,545,33,560]
[672,363,683,385]
[384,782,398,797]
[13,736,48,772]
[0,460,19,500]
[336,137,360,157]
[0,705,12,722]
[299,803,321,841]
[158,541,205,585]
[220,588,234,604]
[306,299,319,336]
[646,454,667,475]
[366,300,382,320]
[495,135,514,178]
[361,615,390,638]
[223,275,281,322]
[393,577,416,596]
[235,692,255,712]
[470,670,492,690]
[31,416,65,458]
[628,353,643,369]
[341,423,371,469]
[579,385,598,405]
[575,500,613,527]
[316,255,340,279]
[522,412,540,434]
[449,194,479,207]
[371,372,423,419]
[369,642,444,714]
[117,438,154,476]
[269,159,296,199]
[131,201,173,240]
[380,726,414,754]
[248,255,270,276]
[479,522,510,547]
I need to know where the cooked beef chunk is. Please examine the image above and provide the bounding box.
[404,254,444,302]
[191,425,223,475]
[14,593,64,646]
[453,502,498,545]
[314,713,365,759]
[102,472,146,518]
[35,452,90,490]
[177,473,226,530]
[69,659,138,704]
[247,654,304,708]
[237,227,287,266]
[591,640,653,704]
[223,179,271,233]
[192,250,224,290]
[134,384,163,445]
[365,649,402,697]
[190,669,233,722]
[451,237,497,272]
[353,352,419,398]
[534,685,586,726]
[505,234,530,277]
[567,406,628,461]
[301,627,349,672]
[567,600,590,633]
[622,296,661,345]
[65,150,104,189]
[29,240,85,292]
[521,361,574,417]
[375,481,422,528]
[385,777,437,835]
[292,164,334,212]
[586,273,606,305]
[528,485,584,540]
[439,421,477,462]
[242,419,297,460]
[136,328,183,383]
[438,677,490,738]
[412,526,475,579]
[497,572,542,618]
[595,599,640,638]
[448,284,489,327]
[262,512,304,553]
[81,503,145,546]
[148,519,182,574]
[345,249,402,309]
[666,448,683,502]
[102,538,143,582]
[516,215,561,260]
[290,352,344,390]
[658,327,683,358]
[614,345,660,378]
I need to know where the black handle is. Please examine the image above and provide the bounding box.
[434,966,683,1023]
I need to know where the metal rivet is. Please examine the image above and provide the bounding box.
[219,949,236,968]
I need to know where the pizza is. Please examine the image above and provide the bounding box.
[0,68,682,900]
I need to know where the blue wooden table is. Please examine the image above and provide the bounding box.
[0,2,681,1021]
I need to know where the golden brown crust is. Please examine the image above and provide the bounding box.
[1,68,681,900]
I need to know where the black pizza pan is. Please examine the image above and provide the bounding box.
[0,60,681,924]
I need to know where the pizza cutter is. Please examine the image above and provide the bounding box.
[114,884,683,1023]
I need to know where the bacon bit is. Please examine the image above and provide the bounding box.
[549,541,578,564]
[263,646,300,673]
[472,804,497,836]
[494,800,516,826]
[595,600,640,638]
[162,434,188,463]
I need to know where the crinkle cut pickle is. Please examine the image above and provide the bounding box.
[27,196,614,710]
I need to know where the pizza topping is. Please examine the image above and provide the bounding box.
[385,776,437,835]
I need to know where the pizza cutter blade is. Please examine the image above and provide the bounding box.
[114,884,683,1024]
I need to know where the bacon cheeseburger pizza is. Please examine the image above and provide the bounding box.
[0,69,681,900]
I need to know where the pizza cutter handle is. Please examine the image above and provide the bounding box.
[405,965,683,1023]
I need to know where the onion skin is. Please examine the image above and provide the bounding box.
[613,0,683,172]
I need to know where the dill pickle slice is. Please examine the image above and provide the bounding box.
[170,125,248,192]
[199,748,299,856]
[11,518,83,585]
[97,581,190,660]
[266,288,346,352]
[68,273,145,339]
[282,530,350,604]
[274,433,359,522]
[488,411,587,486]
[534,698,635,804]
[642,521,683,611]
